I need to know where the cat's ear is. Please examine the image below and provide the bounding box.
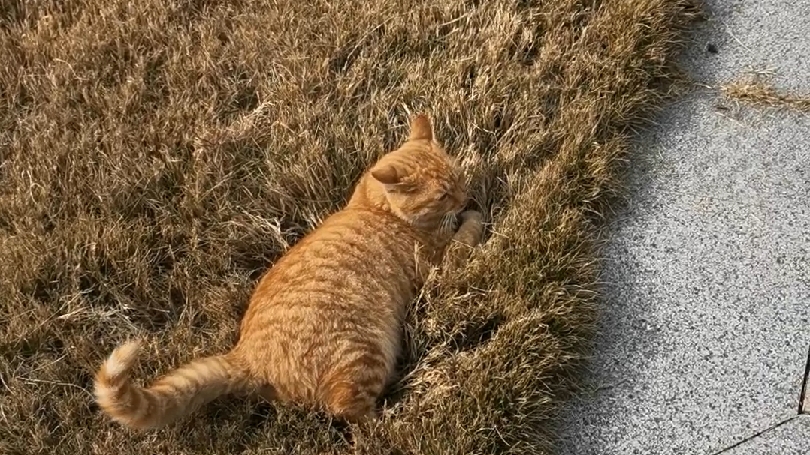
[408,114,433,142]
[371,164,401,185]
[371,163,415,192]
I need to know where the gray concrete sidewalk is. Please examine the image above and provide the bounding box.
[557,1,810,454]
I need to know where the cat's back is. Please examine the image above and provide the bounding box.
[240,206,422,327]
[234,207,422,399]
[275,206,419,284]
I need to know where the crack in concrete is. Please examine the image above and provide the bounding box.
[708,417,797,455]
[800,344,810,414]
[708,345,810,454]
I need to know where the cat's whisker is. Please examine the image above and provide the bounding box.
[440,211,459,234]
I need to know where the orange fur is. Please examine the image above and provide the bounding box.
[93,114,484,429]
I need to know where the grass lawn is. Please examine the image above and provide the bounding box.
[0,0,697,453]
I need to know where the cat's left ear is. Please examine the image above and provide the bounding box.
[371,164,401,185]
[371,163,415,193]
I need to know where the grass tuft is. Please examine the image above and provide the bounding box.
[0,0,697,453]
[722,77,810,112]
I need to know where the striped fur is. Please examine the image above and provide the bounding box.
[94,340,249,430]
[94,114,484,429]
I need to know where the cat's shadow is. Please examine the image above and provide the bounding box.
[172,395,355,453]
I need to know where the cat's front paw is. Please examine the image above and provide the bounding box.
[459,210,483,226]
[452,210,484,249]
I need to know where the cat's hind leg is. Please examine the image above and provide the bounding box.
[257,383,279,403]
[320,354,387,424]
[324,381,379,424]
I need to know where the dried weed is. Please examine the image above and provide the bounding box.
[723,78,810,112]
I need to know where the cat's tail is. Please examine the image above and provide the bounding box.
[93,340,250,430]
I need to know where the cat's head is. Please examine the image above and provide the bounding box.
[363,114,468,233]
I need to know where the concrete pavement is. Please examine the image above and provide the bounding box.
[557,1,810,454]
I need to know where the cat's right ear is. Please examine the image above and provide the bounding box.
[408,114,433,142]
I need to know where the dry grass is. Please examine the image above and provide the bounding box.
[723,78,810,112]
[0,0,697,454]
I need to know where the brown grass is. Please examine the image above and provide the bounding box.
[723,78,810,112]
[0,0,697,454]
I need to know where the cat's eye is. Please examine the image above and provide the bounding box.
[438,192,450,201]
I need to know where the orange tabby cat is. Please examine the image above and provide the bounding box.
[94,114,484,430]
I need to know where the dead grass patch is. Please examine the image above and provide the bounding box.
[723,77,810,112]
[0,0,697,453]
